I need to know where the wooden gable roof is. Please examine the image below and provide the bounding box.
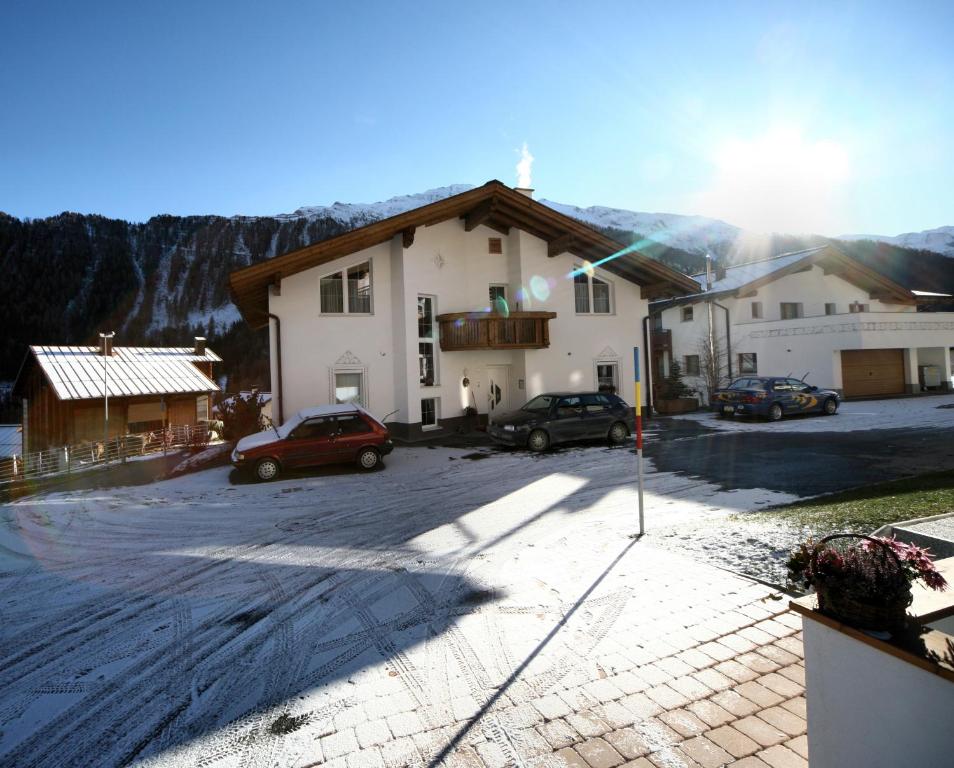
[229,180,701,327]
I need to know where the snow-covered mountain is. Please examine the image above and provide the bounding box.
[838,226,954,259]
[540,200,742,258]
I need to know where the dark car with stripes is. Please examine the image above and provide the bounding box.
[488,392,635,452]
[712,377,840,421]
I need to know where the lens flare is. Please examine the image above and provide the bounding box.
[529,275,550,301]
[581,260,594,278]
[493,296,510,317]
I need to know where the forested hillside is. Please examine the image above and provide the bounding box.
[1,190,951,403]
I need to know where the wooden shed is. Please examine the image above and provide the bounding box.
[13,338,221,453]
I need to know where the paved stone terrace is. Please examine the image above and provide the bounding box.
[302,564,808,768]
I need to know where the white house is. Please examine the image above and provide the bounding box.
[229,181,698,439]
[652,244,954,402]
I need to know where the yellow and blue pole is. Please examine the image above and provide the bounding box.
[633,347,645,535]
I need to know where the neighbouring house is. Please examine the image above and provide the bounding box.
[12,337,221,452]
[651,244,954,403]
[229,181,698,439]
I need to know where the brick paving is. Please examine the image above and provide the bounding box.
[309,575,808,768]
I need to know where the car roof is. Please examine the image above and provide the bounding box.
[294,403,365,420]
[537,391,618,397]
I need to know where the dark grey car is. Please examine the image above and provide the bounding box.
[487,392,636,452]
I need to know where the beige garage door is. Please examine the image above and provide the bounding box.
[841,349,905,397]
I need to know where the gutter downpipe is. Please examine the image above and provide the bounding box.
[267,312,284,424]
[642,315,654,415]
[712,301,732,380]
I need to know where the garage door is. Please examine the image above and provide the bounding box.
[841,349,905,397]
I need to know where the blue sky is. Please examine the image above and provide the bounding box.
[2,1,952,235]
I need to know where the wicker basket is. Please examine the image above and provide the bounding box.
[811,534,912,632]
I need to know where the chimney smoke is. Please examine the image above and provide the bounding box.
[516,142,534,189]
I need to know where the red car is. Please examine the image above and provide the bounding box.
[231,404,393,481]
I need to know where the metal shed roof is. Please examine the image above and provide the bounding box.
[29,346,221,402]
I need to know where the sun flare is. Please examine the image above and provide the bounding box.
[695,127,851,234]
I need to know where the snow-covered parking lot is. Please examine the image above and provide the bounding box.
[0,440,796,767]
[1,395,951,767]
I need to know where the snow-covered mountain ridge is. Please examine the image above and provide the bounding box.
[838,225,954,259]
[276,184,952,260]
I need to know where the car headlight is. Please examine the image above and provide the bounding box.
[503,425,515,432]
[232,450,244,461]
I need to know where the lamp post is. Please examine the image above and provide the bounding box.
[100,332,114,459]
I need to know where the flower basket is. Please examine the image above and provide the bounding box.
[810,534,913,631]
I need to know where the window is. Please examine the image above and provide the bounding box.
[780,302,803,320]
[489,284,507,312]
[738,353,758,374]
[421,397,439,428]
[196,395,209,422]
[684,355,701,376]
[682,306,694,322]
[556,395,583,418]
[651,314,663,330]
[596,362,619,393]
[849,302,869,313]
[488,237,502,254]
[582,393,612,413]
[574,269,613,314]
[418,295,437,386]
[751,302,762,319]
[291,417,336,439]
[574,273,590,313]
[320,261,372,314]
[336,414,372,434]
[335,372,364,405]
[825,303,837,315]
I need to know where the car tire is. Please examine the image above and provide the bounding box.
[357,447,381,470]
[527,429,550,453]
[768,403,784,422]
[255,457,280,482]
[823,397,838,415]
[608,421,628,445]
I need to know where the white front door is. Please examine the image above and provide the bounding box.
[485,365,511,416]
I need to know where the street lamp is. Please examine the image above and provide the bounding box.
[99,332,115,458]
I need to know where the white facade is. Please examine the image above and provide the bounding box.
[656,260,954,400]
[268,218,650,434]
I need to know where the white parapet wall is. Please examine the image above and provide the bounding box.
[802,617,954,768]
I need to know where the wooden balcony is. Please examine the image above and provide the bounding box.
[651,328,672,351]
[437,311,557,351]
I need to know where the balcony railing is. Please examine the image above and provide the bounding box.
[651,328,672,351]
[437,311,557,351]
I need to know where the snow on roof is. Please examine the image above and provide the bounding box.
[30,346,221,401]
[0,424,21,457]
[912,290,952,297]
[294,403,362,420]
[689,247,826,294]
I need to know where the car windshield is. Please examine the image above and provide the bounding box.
[522,394,557,412]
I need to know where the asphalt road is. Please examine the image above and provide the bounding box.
[645,416,954,497]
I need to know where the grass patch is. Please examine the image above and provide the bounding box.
[747,469,954,535]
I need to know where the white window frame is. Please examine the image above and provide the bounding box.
[329,366,368,407]
[684,354,701,376]
[681,306,694,322]
[319,258,374,315]
[418,294,439,387]
[594,360,620,393]
[738,353,758,375]
[780,302,803,320]
[573,266,615,315]
[489,284,508,307]
[420,397,440,430]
